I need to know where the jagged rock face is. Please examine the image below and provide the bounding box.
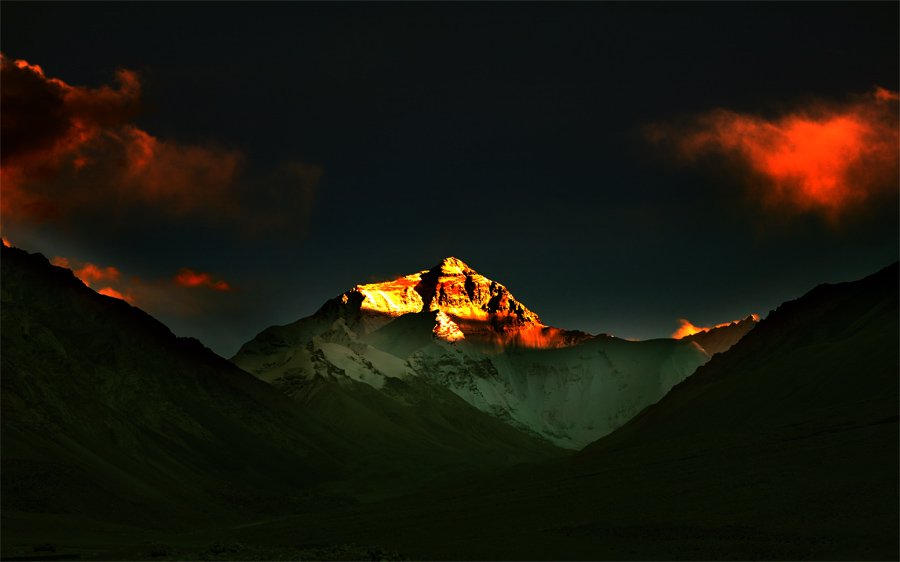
[410,257,541,325]
[350,257,536,322]
[344,257,587,351]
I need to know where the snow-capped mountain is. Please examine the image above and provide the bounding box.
[232,258,719,449]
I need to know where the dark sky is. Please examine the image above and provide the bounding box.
[2,2,898,357]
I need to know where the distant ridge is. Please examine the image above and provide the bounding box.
[681,314,758,355]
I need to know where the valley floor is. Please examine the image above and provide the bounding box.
[3,413,896,561]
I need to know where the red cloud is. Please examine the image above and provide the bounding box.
[1,54,142,223]
[0,55,320,239]
[51,256,122,286]
[97,287,128,301]
[173,267,233,291]
[647,88,899,224]
[0,56,141,169]
[51,256,133,303]
[874,87,900,102]
[51,255,236,307]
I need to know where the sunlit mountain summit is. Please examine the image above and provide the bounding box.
[343,257,591,351]
[232,257,751,448]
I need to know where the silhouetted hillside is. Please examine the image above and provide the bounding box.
[1,245,359,533]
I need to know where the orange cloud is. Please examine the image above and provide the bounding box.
[51,256,121,286]
[97,287,128,300]
[1,53,142,223]
[0,56,141,169]
[173,267,233,291]
[0,55,320,239]
[874,87,900,102]
[51,255,236,307]
[51,256,133,302]
[647,88,899,223]
[79,263,122,285]
[672,319,705,339]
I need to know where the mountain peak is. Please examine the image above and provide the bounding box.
[307,258,595,351]
[433,257,472,275]
[329,258,576,350]
[348,258,540,324]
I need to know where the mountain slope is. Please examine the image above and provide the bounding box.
[232,258,715,448]
[222,262,899,561]
[680,314,758,355]
[1,245,359,534]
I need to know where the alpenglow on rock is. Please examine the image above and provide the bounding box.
[232,258,734,449]
[337,257,591,351]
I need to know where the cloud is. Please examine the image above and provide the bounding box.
[671,318,706,339]
[50,255,135,303]
[0,55,321,239]
[51,256,122,285]
[1,55,142,223]
[51,255,236,309]
[0,57,141,169]
[97,287,128,300]
[174,267,233,291]
[873,87,900,102]
[646,88,899,224]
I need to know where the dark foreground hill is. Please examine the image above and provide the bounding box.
[208,263,898,561]
[0,245,354,539]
